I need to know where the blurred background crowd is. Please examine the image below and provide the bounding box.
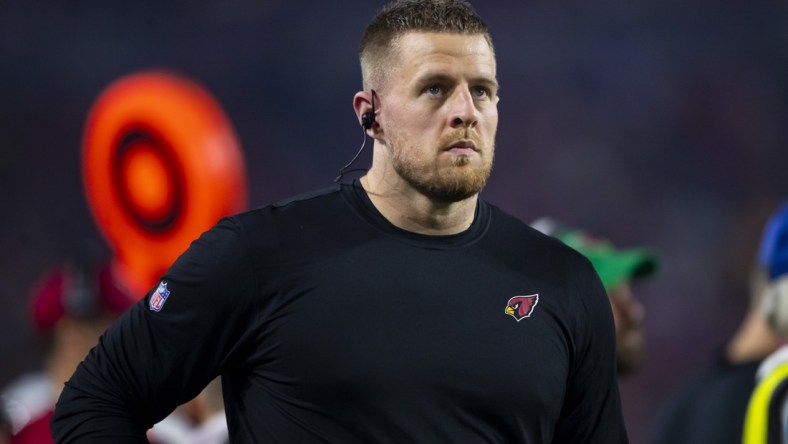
[2,1,788,442]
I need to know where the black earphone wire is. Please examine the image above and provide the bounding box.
[334,91,376,183]
[334,125,370,183]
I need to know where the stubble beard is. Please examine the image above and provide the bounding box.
[390,131,494,203]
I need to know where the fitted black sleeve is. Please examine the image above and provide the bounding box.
[552,257,627,443]
[50,217,259,443]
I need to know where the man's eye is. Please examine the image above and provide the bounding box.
[425,85,442,95]
[473,86,489,98]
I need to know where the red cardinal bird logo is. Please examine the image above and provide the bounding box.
[505,294,539,321]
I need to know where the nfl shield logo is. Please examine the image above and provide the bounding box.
[149,281,171,312]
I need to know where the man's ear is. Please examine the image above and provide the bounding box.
[353,91,378,136]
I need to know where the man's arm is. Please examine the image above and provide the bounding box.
[51,217,258,443]
[552,259,629,443]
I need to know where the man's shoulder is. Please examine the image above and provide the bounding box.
[223,184,355,250]
[271,184,343,209]
[483,201,570,247]
[481,200,592,268]
[232,184,344,223]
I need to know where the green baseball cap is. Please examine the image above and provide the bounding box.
[532,218,659,292]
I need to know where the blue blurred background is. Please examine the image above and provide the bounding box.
[2,1,787,442]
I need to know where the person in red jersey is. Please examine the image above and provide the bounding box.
[1,257,132,444]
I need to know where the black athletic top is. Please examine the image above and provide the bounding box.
[51,182,627,443]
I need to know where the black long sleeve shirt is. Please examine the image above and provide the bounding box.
[51,182,627,443]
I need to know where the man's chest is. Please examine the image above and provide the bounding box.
[250,246,574,420]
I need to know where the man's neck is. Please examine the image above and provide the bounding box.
[360,174,478,236]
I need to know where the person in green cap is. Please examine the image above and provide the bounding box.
[533,218,659,376]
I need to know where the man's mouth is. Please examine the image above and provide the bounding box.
[444,140,479,155]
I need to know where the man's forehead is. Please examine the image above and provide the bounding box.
[395,31,494,58]
[390,31,496,78]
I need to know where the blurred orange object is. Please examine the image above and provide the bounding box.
[83,70,248,298]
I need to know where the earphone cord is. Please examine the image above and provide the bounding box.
[334,124,369,183]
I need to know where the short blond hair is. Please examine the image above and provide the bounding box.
[359,0,494,91]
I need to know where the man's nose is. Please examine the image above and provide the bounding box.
[449,88,479,129]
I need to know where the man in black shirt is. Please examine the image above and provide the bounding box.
[51,1,628,442]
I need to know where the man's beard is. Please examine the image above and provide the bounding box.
[390,131,494,203]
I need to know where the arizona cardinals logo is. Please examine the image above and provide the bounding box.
[505,294,539,321]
